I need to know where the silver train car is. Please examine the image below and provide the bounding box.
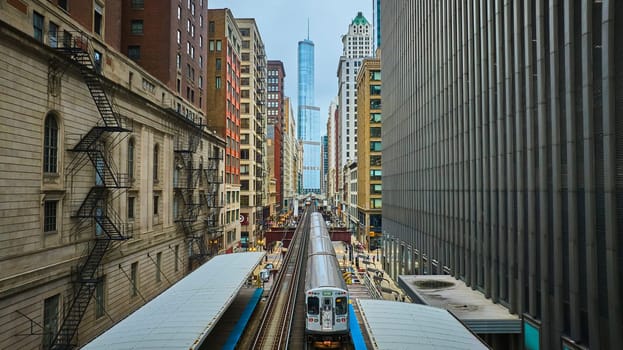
[305,213,350,347]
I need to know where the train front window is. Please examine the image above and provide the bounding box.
[307,297,319,315]
[335,297,347,315]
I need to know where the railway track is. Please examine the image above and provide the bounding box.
[251,207,311,349]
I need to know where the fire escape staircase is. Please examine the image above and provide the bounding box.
[203,153,223,236]
[48,31,131,350]
[174,134,206,261]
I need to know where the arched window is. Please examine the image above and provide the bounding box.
[128,138,135,180]
[43,113,58,173]
[153,144,159,182]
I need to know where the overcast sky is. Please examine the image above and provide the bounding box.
[209,0,374,127]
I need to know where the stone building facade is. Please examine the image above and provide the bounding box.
[0,1,224,348]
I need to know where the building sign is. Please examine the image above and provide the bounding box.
[240,213,249,225]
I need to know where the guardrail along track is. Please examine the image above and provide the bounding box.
[252,207,311,349]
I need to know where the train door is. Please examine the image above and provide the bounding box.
[321,297,333,330]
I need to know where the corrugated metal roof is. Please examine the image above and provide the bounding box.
[358,299,490,350]
[83,252,265,350]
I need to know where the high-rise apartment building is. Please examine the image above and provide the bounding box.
[356,55,382,251]
[121,0,207,113]
[297,37,322,194]
[267,60,285,209]
[236,18,267,250]
[336,11,373,228]
[206,9,241,251]
[337,12,373,167]
[326,99,339,206]
[0,2,225,348]
[321,135,329,194]
[381,2,623,350]
[282,97,298,209]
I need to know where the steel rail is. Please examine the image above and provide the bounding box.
[252,207,311,349]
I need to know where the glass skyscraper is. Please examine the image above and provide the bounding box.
[298,38,321,194]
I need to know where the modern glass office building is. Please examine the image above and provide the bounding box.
[298,38,322,194]
[381,1,623,350]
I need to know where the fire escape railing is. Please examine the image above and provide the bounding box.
[49,30,131,350]
[174,131,207,262]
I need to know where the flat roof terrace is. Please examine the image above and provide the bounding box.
[398,275,521,335]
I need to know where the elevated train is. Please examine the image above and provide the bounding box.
[304,212,350,348]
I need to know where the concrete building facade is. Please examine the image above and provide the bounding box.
[0,1,225,349]
[205,8,241,252]
[381,1,623,349]
[336,12,373,227]
[324,99,338,206]
[356,55,382,251]
[281,97,297,210]
[267,60,285,211]
[236,18,266,251]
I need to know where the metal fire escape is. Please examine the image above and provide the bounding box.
[202,148,224,255]
[49,31,131,350]
[174,121,206,263]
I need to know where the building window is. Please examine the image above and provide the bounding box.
[215,58,221,70]
[177,30,181,44]
[43,294,60,348]
[153,195,159,215]
[131,20,143,34]
[44,200,58,233]
[209,40,214,51]
[370,169,382,181]
[215,76,222,89]
[370,198,382,209]
[241,180,249,190]
[174,245,179,272]
[43,113,58,173]
[130,262,138,297]
[128,196,135,219]
[128,45,140,60]
[49,22,58,48]
[370,112,382,123]
[95,277,105,318]
[127,138,135,180]
[370,155,381,166]
[371,70,381,80]
[216,40,222,51]
[370,127,382,138]
[94,3,103,36]
[156,252,162,282]
[131,0,144,9]
[33,11,44,42]
[370,141,382,152]
[153,144,159,181]
[370,184,382,194]
[208,21,215,33]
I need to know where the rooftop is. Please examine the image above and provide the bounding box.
[352,11,370,26]
[399,275,521,334]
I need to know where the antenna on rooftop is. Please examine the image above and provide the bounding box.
[307,18,310,40]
